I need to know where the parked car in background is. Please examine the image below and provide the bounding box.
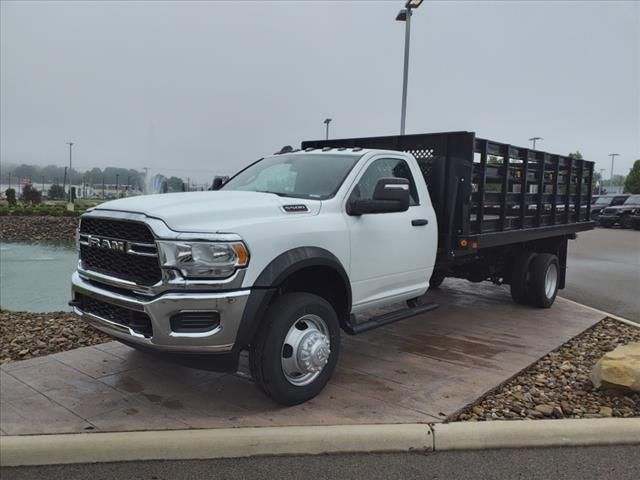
[598,194,640,228]
[591,194,629,223]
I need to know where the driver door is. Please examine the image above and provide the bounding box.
[345,156,436,312]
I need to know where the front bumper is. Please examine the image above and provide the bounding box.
[71,271,250,353]
[598,215,620,226]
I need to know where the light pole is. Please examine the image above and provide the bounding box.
[323,118,332,140]
[529,137,543,150]
[66,142,74,202]
[608,153,619,190]
[396,0,424,135]
[599,168,606,194]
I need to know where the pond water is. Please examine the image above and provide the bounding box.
[0,241,78,312]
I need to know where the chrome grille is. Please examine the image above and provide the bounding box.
[79,218,162,286]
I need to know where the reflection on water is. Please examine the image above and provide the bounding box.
[0,241,78,312]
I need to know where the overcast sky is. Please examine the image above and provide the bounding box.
[1,0,638,181]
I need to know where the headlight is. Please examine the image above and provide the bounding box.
[157,241,249,279]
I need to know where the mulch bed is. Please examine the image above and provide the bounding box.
[0,216,79,241]
[0,310,110,364]
[451,318,640,421]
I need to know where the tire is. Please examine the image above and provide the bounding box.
[249,292,340,406]
[510,252,536,305]
[429,272,445,289]
[528,253,560,308]
[621,215,632,229]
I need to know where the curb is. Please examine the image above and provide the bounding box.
[558,297,639,328]
[432,418,640,450]
[2,419,639,467]
[0,424,432,467]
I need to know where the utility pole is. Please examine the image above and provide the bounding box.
[529,137,543,151]
[102,175,106,199]
[66,142,74,202]
[608,153,619,189]
[323,118,332,140]
[62,166,68,200]
[115,174,120,196]
[127,175,131,194]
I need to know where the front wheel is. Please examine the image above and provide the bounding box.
[621,215,632,229]
[249,292,340,406]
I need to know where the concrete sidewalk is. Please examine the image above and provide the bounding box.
[0,281,603,435]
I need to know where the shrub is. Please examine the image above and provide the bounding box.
[5,188,17,207]
[48,184,66,200]
[20,184,42,205]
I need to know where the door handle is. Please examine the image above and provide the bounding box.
[411,219,428,226]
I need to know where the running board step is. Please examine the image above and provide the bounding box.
[343,302,439,335]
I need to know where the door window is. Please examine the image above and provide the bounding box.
[351,158,419,205]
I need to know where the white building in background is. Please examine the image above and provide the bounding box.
[0,182,143,200]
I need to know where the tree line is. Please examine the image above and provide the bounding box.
[2,163,186,192]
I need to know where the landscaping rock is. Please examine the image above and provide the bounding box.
[591,342,640,392]
[0,216,78,241]
[452,319,640,421]
[0,310,109,364]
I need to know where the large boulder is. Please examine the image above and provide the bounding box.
[591,342,640,392]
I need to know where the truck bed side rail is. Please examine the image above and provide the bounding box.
[301,131,594,254]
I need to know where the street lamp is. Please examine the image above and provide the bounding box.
[66,142,73,203]
[396,0,424,135]
[529,137,543,150]
[323,118,332,140]
[608,153,619,189]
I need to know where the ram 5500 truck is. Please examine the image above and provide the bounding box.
[71,131,595,405]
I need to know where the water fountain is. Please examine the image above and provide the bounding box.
[143,172,168,195]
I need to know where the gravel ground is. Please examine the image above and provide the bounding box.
[452,318,640,421]
[0,310,109,364]
[0,216,79,241]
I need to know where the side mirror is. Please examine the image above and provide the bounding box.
[348,177,410,215]
[211,176,228,191]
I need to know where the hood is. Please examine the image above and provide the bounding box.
[93,191,321,233]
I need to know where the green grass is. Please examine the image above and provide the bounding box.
[0,204,84,217]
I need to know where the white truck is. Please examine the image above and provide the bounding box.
[71,131,595,405]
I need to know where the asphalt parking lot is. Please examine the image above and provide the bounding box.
[5,446,640,480]
[563,227,640,323]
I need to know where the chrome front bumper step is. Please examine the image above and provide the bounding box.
[71,271,250,353]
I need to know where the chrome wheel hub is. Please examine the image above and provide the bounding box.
[544,263,558,299]
[281,314,331,386]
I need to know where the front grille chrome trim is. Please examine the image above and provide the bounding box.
[79,234,159,258]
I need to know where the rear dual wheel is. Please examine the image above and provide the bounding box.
[510,252,559,308]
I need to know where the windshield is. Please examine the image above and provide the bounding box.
[595,197,613,205]
[623,195,640,205]
[222,153,361,199]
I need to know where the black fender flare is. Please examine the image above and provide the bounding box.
[234,247,351,350]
